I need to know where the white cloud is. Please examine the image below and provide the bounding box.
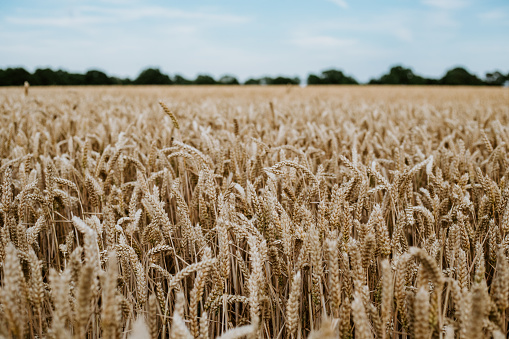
[309,14,415,43]
[290,35,356,49]
[6,16,103,27]
[393,28,413,42]
[422,0,469,10]
[327,0,348,9]
[426,11,460,28]
[94,6,251,24]
[5,5,251,28]
[479,10,506,21]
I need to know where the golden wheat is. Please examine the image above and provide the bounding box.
[0,85,508,338]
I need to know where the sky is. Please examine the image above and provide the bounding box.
[0,0,508,83]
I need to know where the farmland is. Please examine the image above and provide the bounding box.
[0,85,508,338]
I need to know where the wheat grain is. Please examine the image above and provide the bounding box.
[159,101,180,129]
[286,271,301,337]
[1,243,26,338]
[102,252,120,339]
[413,287,430,339]
[351,292,372,339]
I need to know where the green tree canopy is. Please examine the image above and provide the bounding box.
[368,66,435,85]
[1,66,506,86]
[134,68,173,85]
[33,68,58,85]
[243,76,300,85]
[440,67,484,86]
[174,74,192,85]
[0,68,32,86]
[85,70,113,85]
[244,78,261,85]
[307,74,322,85]
[484,71,507,86]
[194,74,217,85]
[307,69,358,85]
[218,75,239,85]
[265,76,300,85]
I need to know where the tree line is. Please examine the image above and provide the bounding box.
[0,65,507,86]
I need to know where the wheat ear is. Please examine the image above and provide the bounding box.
[159,101,180,129]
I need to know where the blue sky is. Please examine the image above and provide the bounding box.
[0,0,508,82]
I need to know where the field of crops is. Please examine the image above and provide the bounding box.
[0,85,508,338]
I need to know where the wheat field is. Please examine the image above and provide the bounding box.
[0,85,508,338]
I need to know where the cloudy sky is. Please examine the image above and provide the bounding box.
[0,0,508,82]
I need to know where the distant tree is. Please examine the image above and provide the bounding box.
[2,65,503,87]
[265,76,300,85]
[30,68,88,86]
[194,74,217,85]
[244,78,261,85]
[134,68,172,85]
[370,66,429,85]
[55,70,70,85]
[383,66,413,84]
[260,77,271,85]
[440,67,484,86]
[308,69,357,85]
[174,74,192,85]
[485,71,506,86]
[109,77,131,85]
[66,72,87,85]
[0,67,32,86]
[218,75,239,85]
[322,69,357,84]
[32,68,57,85]
[424,78,440,85]
[307,74,322,85]
[243,76,300,85]
[85,70,112,85]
